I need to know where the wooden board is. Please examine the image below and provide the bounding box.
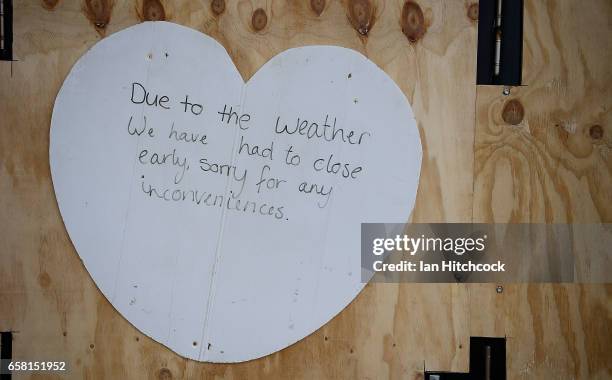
[0,0,609,378]
[470,1,612,379]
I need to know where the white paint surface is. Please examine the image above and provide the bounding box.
[50,21,421,362]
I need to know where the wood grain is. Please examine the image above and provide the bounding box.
[0,0,609,379]
[470,0,611,379]
[473,0,612,224]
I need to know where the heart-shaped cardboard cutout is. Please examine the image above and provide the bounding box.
[50,21,421,362]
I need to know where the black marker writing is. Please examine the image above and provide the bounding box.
[130,82,170,109]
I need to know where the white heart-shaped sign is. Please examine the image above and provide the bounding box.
[50,21,421,362]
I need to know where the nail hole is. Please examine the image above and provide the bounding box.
[348,0,373,36]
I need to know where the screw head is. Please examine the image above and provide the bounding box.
[496,285,504,293]
[502,87,511,96]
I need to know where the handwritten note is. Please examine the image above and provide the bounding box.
[129,79,370,216]
[50,22,421,362]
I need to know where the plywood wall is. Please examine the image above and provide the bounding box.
[0,0,610,379]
